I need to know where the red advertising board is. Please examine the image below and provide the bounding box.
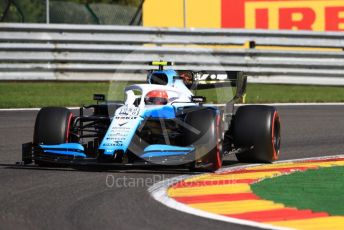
[222,0,344,31]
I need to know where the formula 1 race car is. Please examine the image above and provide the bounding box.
[22,62,281,172]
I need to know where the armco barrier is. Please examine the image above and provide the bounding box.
[1,23,344,85]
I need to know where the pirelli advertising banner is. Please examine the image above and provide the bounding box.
[143,0,344,31]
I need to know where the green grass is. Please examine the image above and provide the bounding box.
[251,166,344,215]
[0,82,343,108]
[246,84,344,103]
[0,82,124,108]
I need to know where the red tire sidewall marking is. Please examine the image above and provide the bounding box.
[65,113,73,143]
[215,114,222,169]
[271,111,280,161]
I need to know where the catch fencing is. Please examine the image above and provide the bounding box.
[1,23,344,85]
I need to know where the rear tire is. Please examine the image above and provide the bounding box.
[33,107,73,166]
[184,108,223,172]
[233,105,281,163]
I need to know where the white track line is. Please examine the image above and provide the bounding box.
[0,107,80,111]
[237,102,344,106]
[148,154,344,230]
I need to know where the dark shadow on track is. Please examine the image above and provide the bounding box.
[0,163,202,175]
[0,158,242,174]
[222,160,241,167]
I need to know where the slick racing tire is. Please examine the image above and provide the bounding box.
[184,108,223,172]
[33,107,73,166]
[233,105,281,163]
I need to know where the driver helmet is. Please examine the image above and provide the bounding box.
[144,90,168,105]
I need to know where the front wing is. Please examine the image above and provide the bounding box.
[21,142,196,167]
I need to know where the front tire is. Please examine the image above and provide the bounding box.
[184,108,223,172]
[233,105,281,163]
[33,107,73,166]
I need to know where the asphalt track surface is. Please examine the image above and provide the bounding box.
[1,105,344,230]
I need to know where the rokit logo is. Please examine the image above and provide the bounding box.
[222,0,344,31]
[194,73,227,81]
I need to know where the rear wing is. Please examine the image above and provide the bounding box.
[178,70,247,101]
